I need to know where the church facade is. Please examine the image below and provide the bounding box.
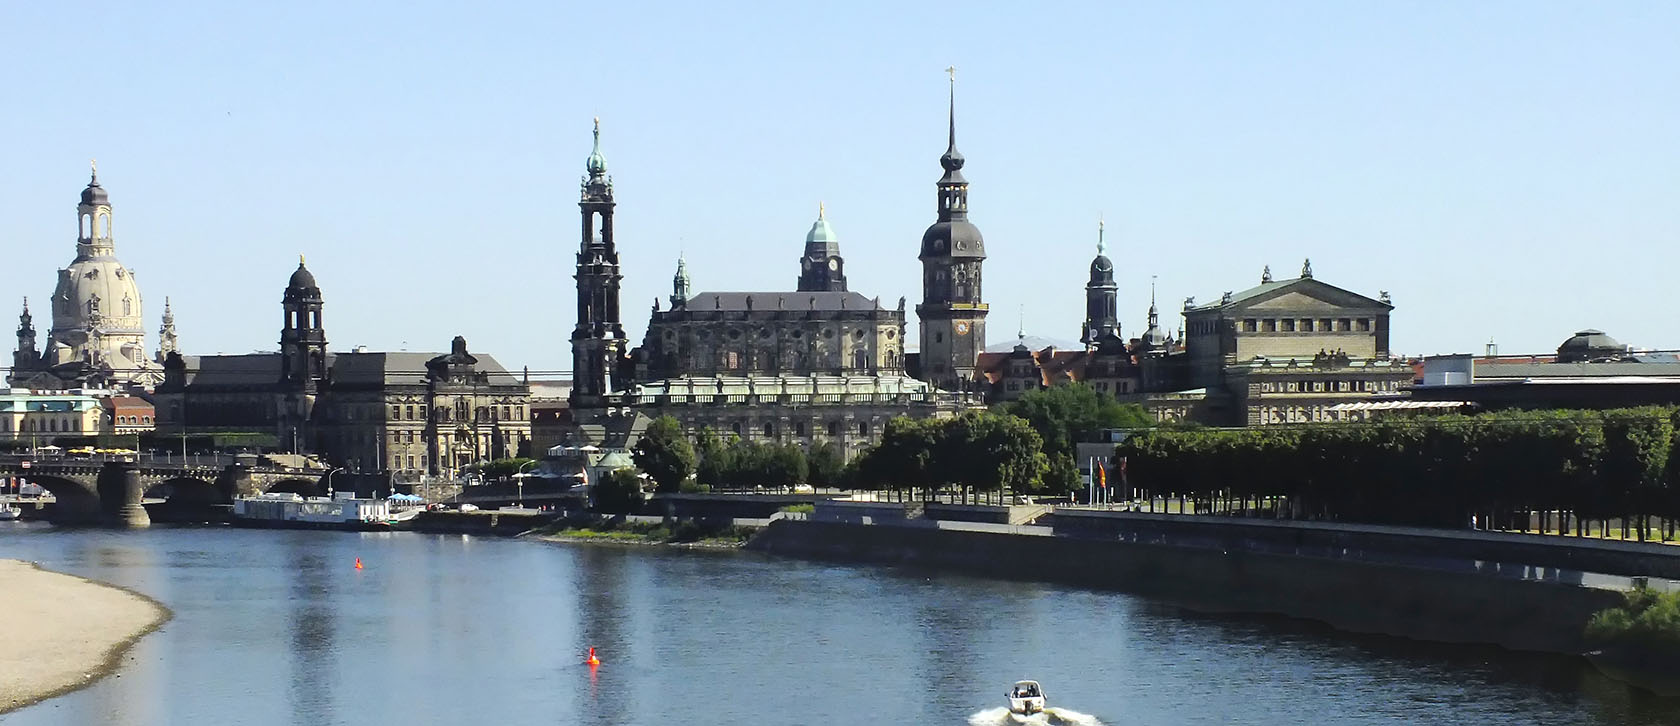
[566,83,988,456]
[10,167,163,391]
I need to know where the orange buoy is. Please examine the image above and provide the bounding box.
[354,557,363,570]
[586,646,600,666]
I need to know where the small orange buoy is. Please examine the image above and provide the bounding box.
[354,557,363,570]
[586,646,600,666]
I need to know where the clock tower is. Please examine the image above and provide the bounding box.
[796,203,847,292]
[916,69,988,391]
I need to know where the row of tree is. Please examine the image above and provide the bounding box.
[848,411,1048,502]
[630,416,846,493]
[1117,406,1680,531]
[624,383,1148,500]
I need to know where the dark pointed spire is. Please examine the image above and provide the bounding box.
[940,66,965,176]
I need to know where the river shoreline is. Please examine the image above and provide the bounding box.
[0,559,172,715]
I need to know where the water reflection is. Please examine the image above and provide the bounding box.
[285,548,334,726]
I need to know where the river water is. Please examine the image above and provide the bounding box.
[0,524,1675,725]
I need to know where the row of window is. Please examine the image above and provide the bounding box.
[115,415,152,425]
[728,420,872,438]
[1257,379,1402,394]
[1242,317,1373,333]
[386,403,526,422]
[713,349,896,372]
[0,417,87,433]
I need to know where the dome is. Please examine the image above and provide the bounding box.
[920,220,986,259]
[80,180,108,206]
[1089,254,1114,281]
[46,256,149,369]
[288,261,317,290]
[806,216,837,246]
[1557,329,1626,363]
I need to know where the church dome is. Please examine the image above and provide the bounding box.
[47,255,147,367]
[81,179,108,206]
[1557,329,1625,363]
[288,261,317,290]
[920,220,986,259]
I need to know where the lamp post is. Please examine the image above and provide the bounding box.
[515,459,538,508]
[325,466,345,499]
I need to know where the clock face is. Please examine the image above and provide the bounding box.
[955,321,971,336]
[827,258,839,272]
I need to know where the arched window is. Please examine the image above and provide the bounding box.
[80,214,90,238]
[97,212,110,237]
[763,422,774,437]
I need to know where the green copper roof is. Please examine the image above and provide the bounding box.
[806,215,837,245]
[586,118,607,176]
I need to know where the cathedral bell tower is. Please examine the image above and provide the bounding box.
[916,68,988,391]
[1082,220,1120,349]
[571,118,628,408]
[797,203,847,292]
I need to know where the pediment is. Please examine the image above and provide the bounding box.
[1232,280,1386,313]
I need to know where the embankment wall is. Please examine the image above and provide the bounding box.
[749,519,1624,655]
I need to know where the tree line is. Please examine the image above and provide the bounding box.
[1117,406,1680,536]
[620,384,1153,505]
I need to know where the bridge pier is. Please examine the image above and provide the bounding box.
[98,461,151,529]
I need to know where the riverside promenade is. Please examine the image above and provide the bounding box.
[0,559,170,714]
[751,501,1680,655]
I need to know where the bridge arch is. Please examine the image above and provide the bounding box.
[17,473,100,523]
[143,476,223,505]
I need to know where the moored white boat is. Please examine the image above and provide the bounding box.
[1008,680,1046,715]
[0,502,20,521]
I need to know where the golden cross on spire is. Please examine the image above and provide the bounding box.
[90,158,98,181]
[299,254,306,266]
[946,66,955,84]
[818,201,825,219]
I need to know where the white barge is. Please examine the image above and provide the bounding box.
[232,492,401,531]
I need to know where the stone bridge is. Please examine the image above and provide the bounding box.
[0,455,329,527]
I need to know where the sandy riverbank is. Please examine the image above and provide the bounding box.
[0,559,171,715]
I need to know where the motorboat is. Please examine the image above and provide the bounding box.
[1008,680,1046,715]
[0,502,20,521]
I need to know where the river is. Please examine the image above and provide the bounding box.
[0,524,1674,725]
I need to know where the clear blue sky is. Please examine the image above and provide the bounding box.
[3,2,1676,372]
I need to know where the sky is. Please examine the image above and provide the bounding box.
[2,2,1676,375]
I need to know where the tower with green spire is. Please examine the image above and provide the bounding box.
[797,202,847,292]
[571,118,628,408]
[670,254,691,309]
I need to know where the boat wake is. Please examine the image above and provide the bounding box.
[967,706,1103,726]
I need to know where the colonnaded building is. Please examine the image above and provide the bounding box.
[566,82,985,457]
[10,166,164,391]
[153,261,532,475]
